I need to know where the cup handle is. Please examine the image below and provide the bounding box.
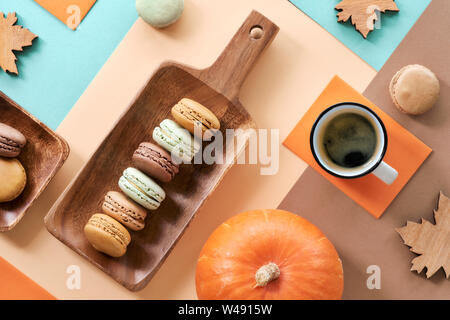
[372,161,398,185]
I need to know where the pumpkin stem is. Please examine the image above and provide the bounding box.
[254,262,280,288]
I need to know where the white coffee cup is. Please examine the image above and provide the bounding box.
[310,102,398,185]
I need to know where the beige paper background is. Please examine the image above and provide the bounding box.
[0,0,375,299]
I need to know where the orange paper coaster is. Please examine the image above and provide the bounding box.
[0,257,55,300]
[34,0,96,30]
[283,76,432,218]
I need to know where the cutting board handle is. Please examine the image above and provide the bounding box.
[198,11,279,102]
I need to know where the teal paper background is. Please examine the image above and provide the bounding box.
[289,0,431,71]
[0,0,138,130]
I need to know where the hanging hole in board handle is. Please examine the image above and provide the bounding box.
[250,26,264,40]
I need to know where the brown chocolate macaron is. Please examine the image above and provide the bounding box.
[132,142,179,183]
[0,123,27,158]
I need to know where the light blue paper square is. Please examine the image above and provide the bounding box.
[289,0,431,71]
[0,0,138,130]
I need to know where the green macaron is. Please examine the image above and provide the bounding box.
[153,119,200,163]
[118,167,166,210]
[136,0,184,29]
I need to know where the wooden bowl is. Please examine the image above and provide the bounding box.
[0,92,70,231]
[44,11,279,291]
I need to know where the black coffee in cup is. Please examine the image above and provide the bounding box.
[322,113,377,168]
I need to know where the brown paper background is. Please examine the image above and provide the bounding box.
[279,0,450,299]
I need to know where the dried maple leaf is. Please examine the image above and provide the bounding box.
[335,0,399,38]
[0,12,37,75]
[396,192,450,279]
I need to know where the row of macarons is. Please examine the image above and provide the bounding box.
[0,123,28,203]
[84,98,221,257]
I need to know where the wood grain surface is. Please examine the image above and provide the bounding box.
[396,192,450,279]
[44,11,279,291]
[0,91,69,231]
[0,12,37,74]
[335,0,399,38]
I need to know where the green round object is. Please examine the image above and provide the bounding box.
[136,0,184,28]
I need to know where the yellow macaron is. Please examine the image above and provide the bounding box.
[171,98,220,140]
[84,214,131,258]
[0,157,26,203]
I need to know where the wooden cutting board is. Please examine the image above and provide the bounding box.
[44,11,279,291]
[0,92,69,231]
[279,0,450,299]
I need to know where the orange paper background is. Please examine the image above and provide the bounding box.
[34,0,96,30]
[283,76,432,218]
[0,257,55,300]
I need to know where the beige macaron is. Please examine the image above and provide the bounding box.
[0,157,26,203]
[102,191,147,231]
[389,64,440,115]
[171,98,220,140]
[84,214,131,258]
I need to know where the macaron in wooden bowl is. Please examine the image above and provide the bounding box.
[118,167,166,211]
[0,158,26,203]
[132,142,179,183]
[1,91,69,232]
[102,191,148,232]
[171,98,221,140]
[84,214,131,258]
[153,119,201,163]
[0,123,27,158]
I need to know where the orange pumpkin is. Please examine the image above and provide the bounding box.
[196,209,343,300]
